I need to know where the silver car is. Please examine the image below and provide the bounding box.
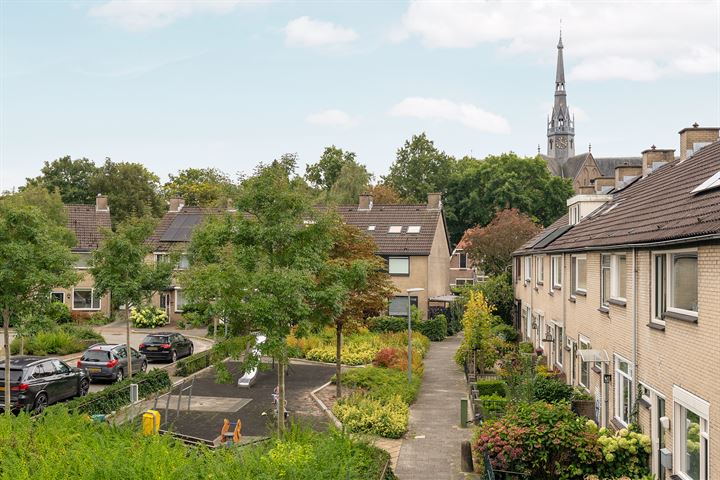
[77,344,147,382]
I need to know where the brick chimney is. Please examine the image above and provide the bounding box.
[614,164,642,190]
[593,177,614,194]
[358,193,373,211]
[427,192,442,210]
[95,194,109,212]
[641,145,675,177]
[679,123,720,162]
[168,197,185,213]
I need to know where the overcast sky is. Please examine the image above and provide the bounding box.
[1,0,719,192]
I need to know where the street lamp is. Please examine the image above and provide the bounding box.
[406,288,424,383]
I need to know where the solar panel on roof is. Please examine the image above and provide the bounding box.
[533,224,573,248]
[692,170,720,194]
[160,214,205,242]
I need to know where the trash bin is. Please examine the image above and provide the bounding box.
[142,410,160,436]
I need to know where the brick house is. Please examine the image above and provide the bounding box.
[449,232,479,289]
[52,195,112,319]
[513,125,720,480]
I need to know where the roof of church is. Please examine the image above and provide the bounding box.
[593,157,642,177]
[542,153,590,179]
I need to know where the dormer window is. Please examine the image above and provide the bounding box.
[407,226,421,234]
[388,226,402,234]
[367,225,376,231]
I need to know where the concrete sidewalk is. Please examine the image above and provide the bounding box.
[394,334,473,480]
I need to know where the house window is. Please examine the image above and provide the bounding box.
[367,225,376,231]
[51,292,65,303]
[524,256,532,283]
[459,252,467,269]
[673,386,710,480]
[614,355,633,426]
[611,254,627,300]
[156,253,169,264]
[177,254,190,270]
[388,296,418,317]
[175,289,186,312]
[551,255,562,288]
[74,252,91,269]
[159,293,169,310]
[388,257,410,276]
[514,257,522,283]
[388,226,402,234]
[579,336,590,388]
[571,255,587,295]
[73,288,100,310]
[554,324,563,367]
[536,256,544,285]
[653,250,698,323]
[407,226,421,234]
[525,306,532,341]
[601,254,611,307]
[570,340,577,385]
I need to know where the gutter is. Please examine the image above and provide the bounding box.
[632,248,638,420]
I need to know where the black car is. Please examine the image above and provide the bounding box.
[139,332,194,362]
[0,356,90,413]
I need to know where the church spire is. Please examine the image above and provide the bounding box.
[546,29,574,162]
[556,31,565,88]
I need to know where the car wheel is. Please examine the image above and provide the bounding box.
[34,393,49,414]
[116,369,124,382]
[188,344,194,356]
[141,361,148,373]
[79,378,90,397]
[171,350,177,363]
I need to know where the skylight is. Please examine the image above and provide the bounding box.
[388,226,402,234]
[367,225,376,231]
[692,170,720,194]
[407,226,421,233]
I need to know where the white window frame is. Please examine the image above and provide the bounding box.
[388,225,402,234]
[174,288,186,313]
[571,254,587,295]
[554,323,564,367]
[673,386,710,480]
[569,339,577,385]
[525,306,532,341]
[551,255,562,289]
[367,225,376,231]
[74,252,92,270]
[601,254,612,308]
[578,335,591,389]
[524,256,532,283]
[614,354,633,427]
[407,225,421,234]
[388,256,410,276]
[177,254,190,270]
[611,253,627,302]
[72,288,101,311]
[536,255,545,286]
[652,249,698,323]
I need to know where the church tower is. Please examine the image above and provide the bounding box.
[547,32,575,162]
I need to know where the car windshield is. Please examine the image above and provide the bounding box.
[143,336,169,344]
[81,350,111,362]
[0,369,24,382]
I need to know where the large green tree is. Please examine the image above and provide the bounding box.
[326,161,373,205]
[0,203,78,411]
[444,153,574,242]
[383,133,456,203]
[305,146,358,191]
[184,161,336,431]
[24,156,99,204]
[162,168,237,207]
[2,185,70,229]
[90,159,165,225]
[90,217,174,378]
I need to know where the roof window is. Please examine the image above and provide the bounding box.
[367,225,376,231]
[692,170,720,194]
[388,226,402,234]
[407,226,421,233]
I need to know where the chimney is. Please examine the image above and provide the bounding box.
[358,192,373,211]
[614,164,642,190]
[679,123,720,162]
[95,194,109,212]
[593,177,615,194]
[567,192,612,226]
[577,185,595,195]
[427,192,442,210]
[641,145,675,176]
[168,197,185,213]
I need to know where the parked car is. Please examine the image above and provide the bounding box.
[139,333,194,363]
[0,356,90,413]
[77,344,147,382]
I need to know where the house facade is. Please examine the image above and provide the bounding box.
[513,125,720,480]
[449,233,479,289]
[52,195,112,319]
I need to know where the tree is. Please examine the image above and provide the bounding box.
[305,146,357,191]
[162,168,237,207]
[0,203,77,412]
[444,153,574,242]
[90,217,174,378]
[370,183,403,204]
[90,159,165,225]
[326,161,373,205]
[1,185,70,231]
[184,161,335,432]
[474,272,514,324]
[464,209,542,276]
[24,156,99,204]
[383,133,456,203]
[318,222,396,397]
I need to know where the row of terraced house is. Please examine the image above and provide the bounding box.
[513,124,720,480]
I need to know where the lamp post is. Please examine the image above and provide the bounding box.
[406,288,424,383]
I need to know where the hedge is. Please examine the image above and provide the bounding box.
[476,379,508,397]
[175,346,227,377]
[367,316,407,333]
[368,315,447,342]
[417,315,447,342]
[58,369,172,415]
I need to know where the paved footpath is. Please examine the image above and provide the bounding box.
[394,334,474,480]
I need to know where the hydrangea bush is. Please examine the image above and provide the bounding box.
[130,305,169,329]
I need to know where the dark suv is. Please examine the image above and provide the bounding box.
[77,344,147,382]
[139,333,194,363]
[0,356,90,413]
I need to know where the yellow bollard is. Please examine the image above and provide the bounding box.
[142,410,160,436]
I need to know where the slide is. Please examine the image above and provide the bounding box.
[237,334,266,388]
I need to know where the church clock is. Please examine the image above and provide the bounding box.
[556,137,568,150]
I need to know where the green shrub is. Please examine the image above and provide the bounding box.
[10,325,105,356]
[45,301,72,324]
[492,323,518,342]
[130,305,168,329]
[591,424,652,479]
[83,312,112,326]
[533,375,574,404]
[478,393,509,417]
[341,366,421,405]
[367,315,407,333]
[518,341,535,354]
[476,379,508,398]
[333,394,409,439]
[59,369,172,415]
[176,346,227,377]
[417,314,447,341]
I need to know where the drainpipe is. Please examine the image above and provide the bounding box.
[562,254,567,376]
[632,248,638,419]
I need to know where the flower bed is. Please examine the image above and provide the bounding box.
[10,325,105,356]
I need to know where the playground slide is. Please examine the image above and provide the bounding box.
[237,334,266,388]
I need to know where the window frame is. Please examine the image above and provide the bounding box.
[551,255,562,289]
[536,255,545,286]
[388,256,410,276]
[554,323,564,368]
[673,386,710,480]
[601,254,612,308]
[174,288,186,313]
[525,306,532,341]
[614,354,633,427]
[652,249,698,324]
[459,252,467,269]
[578,336,590,389]
[72,288,101,311]
[74,252,92,270]
[388,295,418,317]
[611,254,627,302]
[524,256,532,283]
[571,254,587,296]
[51,291,65,303]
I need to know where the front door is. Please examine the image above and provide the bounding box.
[159,293,171,316]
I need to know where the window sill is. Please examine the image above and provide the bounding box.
[591,366,602,374]
[597,306,610,314]
[548,290,554,297]
[663,310,698,323]
[390,274,411,277]
[647,322,666,332]
[574,290,587,297]
[568,296,576,303]
[552,285,562,291]
[608,298,627,307]
[564,345,571,352]
[609,417,627,431]
[534,287,539,292]
[639,398,651,409]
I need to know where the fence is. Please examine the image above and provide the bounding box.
[481,453,529,480]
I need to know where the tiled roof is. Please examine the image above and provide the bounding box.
[65,204,112,251]
[543,153,591,179]
[334,204,447,256]
[516,214,569,254]
[149,206,229,252]
[518,140,720,253]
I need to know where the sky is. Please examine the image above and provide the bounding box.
[1,0,719,192]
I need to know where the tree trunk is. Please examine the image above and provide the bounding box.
[335,322,343,399]
[125,304,132,379]
[277,355,286,435]
[3,307,11,415]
